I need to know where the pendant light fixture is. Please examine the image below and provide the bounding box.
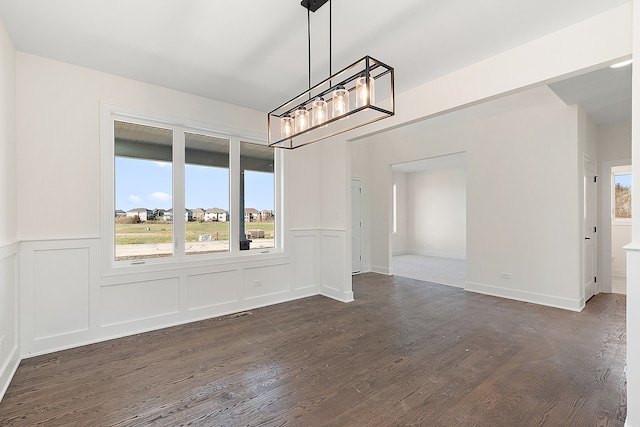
[267,0,394,149]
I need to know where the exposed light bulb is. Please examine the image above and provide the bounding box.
[281,115,294,138]
[332,86,349,118]
[356,76,375,108]
[294,108,309,133]
[312,97,327,127]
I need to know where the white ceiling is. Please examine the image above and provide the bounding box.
[548,64,632,125]
[0,0,631,117]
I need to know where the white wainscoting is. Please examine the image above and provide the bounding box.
[320,230,353,302]
[0,241,19,402]
[291,231,317,291]
[19,238,324,357]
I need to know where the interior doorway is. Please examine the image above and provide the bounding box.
[390,153,466,287]
[602,160,632,295]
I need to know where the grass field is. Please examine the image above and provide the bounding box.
[115,220,274,245]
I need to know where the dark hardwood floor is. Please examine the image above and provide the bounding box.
[0,273,626,426]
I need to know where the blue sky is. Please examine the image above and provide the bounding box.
[615,173,632,189]
[115,158,274,212]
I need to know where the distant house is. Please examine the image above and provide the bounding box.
[260,210,273,221]
[126,208,154,222]
[165,209,192,222]
[244,208,260,222]
[153,208,166,219]
[115,210,126,217]
[191,208,205,221]
[205,208,228,222]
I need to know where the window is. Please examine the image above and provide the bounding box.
[106,108,279,266]
[114,121,173,261]
[612,166,632,221]
[240,142,275,251]
[185,133,230,255]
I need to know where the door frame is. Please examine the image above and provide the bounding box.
[601,158,632,294]
[351,177,363,274]
[583,154,597,301]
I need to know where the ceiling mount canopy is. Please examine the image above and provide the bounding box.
[300,0,330,13]
[268,0,395,149]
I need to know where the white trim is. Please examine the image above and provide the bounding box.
[465,281,584,312]
[0,346,19,402]
[407,249,466,261]
[0,241,19,403]
[100,103,283,277]
[371,265,392,275]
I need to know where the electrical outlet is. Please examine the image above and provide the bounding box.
[253,280,262,287]
[500,272,511,279]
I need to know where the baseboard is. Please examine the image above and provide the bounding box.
[320,286,354,303]
[22,288,321,359]
[371,265,391,275]
[0,345,20,402]
[465,281,584,312]
[612,269,627,278]
[408,249,466,260]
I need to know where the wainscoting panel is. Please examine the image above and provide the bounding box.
[291,232,317,290]
[187,270,237,311]
[101,277,180,327]
[243,263,290,301]
[0,242,19,402]
[321,230,353,302]
[19,238,319,358]
[34,248,90,339]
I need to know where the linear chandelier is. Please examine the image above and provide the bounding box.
[268,0,395,149]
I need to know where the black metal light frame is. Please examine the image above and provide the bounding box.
[267,1,395,149]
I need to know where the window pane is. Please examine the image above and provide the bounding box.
[614,173,632,219]
[240,142,275,251]
[114,121,173,261]
[185,133,230,255]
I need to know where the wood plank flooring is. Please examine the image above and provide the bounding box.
[0,273,627,426]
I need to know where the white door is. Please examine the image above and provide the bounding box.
[583,155,597,301]
[351,178,362,273]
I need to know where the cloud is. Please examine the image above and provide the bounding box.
[148,192,172,202]
[154,161,171,168]
[128,195,141,203]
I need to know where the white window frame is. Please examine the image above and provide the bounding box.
[611,165,632,225]
[100,103,284,276]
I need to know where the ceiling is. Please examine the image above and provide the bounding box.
[549,63,632,125]
[0,0,631,120]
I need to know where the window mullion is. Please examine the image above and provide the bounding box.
[173,128,186,258]
[229,137,241,253]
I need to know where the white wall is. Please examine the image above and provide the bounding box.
[353,86,584,310]
[0,16,19,401]
[612,224,631,277]
[14,53,332,359]
[406,166,466,259]
[599,121,632,161]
